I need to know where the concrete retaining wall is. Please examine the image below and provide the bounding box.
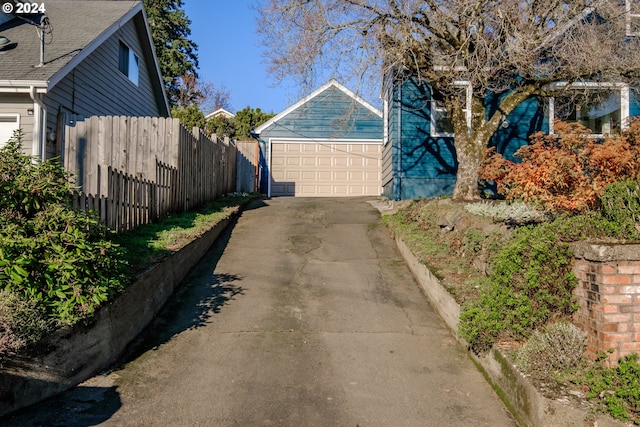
[0,213,237,417]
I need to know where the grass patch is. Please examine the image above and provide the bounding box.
[114,193,258,276]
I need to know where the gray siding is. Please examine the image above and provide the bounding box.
[42,17,165,158]
[0,94,35,154]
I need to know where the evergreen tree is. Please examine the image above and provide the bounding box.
[172,105,206,130]
[234,107,275,140]
[144,0,199,107]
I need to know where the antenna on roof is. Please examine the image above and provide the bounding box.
[14,10,52,67]
[36,14,49,67]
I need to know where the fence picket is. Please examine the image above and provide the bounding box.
[64,116,240,232]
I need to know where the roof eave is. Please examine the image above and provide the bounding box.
[0,80,48,93]
[47,2,144,90]
[138,6,170,116]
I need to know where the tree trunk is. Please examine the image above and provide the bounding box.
[448,87,536,201]
[453,140,483,200]
[450,108,487,201]
[452,140,484,200]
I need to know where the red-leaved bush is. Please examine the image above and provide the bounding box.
[479,120,640,213]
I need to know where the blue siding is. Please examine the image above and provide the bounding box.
[384,78,547,200]
[258,86,382,141]
[631,90,640,117]
[486,93,547,162]
[383,77,456,200]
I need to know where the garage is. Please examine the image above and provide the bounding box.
[270,141,381,197]
[254,79,383,197]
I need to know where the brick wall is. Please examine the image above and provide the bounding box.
[572,243,640,364]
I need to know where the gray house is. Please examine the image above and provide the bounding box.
[0,0,170,159]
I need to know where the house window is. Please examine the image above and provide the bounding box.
[118,42,139,86]
[550,83,629,135]
[0,114,20,148]
[627,0,640,36]
[431,81,472,137]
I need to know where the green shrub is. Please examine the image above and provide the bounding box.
[513,321,586,375]
[0,130,126,326]
[581,353,640,424]
[600,178,640,240]
[0,290,56,356]
[459,224,578,352]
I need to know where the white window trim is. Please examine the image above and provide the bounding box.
[430,81,472,138]
[627,0,640,37]
[548,82,629,136]
[0,113,20,148]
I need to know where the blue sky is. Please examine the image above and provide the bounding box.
[183,1,297,115]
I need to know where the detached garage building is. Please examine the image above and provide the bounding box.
[254,80,383,197]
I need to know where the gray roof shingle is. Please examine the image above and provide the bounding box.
[0,1,141,83]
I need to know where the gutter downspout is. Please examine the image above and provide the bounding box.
[29,85,47,160]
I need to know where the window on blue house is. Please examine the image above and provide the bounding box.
[550,83,629,135]
[431,82,472,137]
[118,42,139,86]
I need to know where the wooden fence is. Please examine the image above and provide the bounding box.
[236,140,260,193]
[71,162,178,232]
[63,115,237,231]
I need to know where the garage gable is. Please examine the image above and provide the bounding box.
[255,79,382,140]
[255,80,384,197]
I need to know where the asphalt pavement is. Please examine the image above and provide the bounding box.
[4,197,517,427]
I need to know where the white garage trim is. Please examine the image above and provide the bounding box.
[267,138,382,197]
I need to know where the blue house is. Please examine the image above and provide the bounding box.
[382,76,640,201]
[254,79,383,197]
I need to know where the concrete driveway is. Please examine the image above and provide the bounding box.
[5,197,517,426]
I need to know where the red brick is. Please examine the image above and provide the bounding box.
[600,323,620,332]
[602,305,619,314]
[602,275,632,285]
[618,265,640,275]
[622,286,640,294]
[600,285,618,295]
[635,332,640,341]
[620,342,640,353]
[620,305,640,313]
[600,332,632,343]
[634,275,640,284]
[602,294,633,304]
[617,323,636,332]
[601,264,617,274]
[602,313,632,323]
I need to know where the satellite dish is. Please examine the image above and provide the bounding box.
[0,36,11,50]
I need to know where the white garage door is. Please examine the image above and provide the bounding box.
[270,141,382,197]
[0,114,20,148]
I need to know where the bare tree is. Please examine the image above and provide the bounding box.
[257,0,640,200]
[174,74,232,114]
[199,81,233,114]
